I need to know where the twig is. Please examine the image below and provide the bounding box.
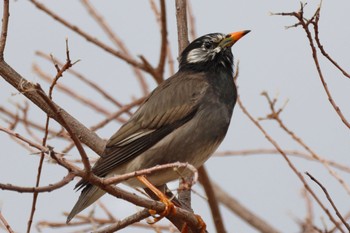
[0,173,74,193]
[149,0,175,76]
[0,0,10,59]
[0,61,105,155]
[103,162,198,186]
[260,92,350,195]
[33,64,122,118]
[212,180,281,233]
[29,0,149,73]
[237,95,344,233]
[0,125,49,153]
[216,149,350,173]
[0,106,68,139]
[306,172,350,231]
[93,209,150,233]
[35,51,129,112]
[80,0,149,95]
[0,211,15,233]
[273,4,350,129]
[312,8,350,79]
[155,0,167,84]
[198,166,226,233]
[35,84,91,172]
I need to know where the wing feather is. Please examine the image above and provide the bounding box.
[75,72,209,190]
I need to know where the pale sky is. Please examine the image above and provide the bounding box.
[1,1,350,232]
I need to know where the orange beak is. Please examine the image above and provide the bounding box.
[219,30,251,48]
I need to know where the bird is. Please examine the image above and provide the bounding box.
[67,30,250,224]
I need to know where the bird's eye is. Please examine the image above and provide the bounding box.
[203,41,212,49]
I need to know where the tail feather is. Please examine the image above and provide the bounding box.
[66,184,106,223]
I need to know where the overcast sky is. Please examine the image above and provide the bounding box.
[1,1,350,232]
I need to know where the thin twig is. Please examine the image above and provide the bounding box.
[273,5,350,129]
[0,61,106,155]
[0,211,15,233]
[237,95,344,233]
[35,51,129,112]
[35,84,91,172]
[155,0,167,84]
[93,209,150,233]
[260,92,350,195]
[29,0,150,73]
[103,162,198,186]
[0,173,74,193]
[306,172,350,231]
[312,8,350,79]
[80,0,149,95]
[216,149,350,173]
[212,180,281,233]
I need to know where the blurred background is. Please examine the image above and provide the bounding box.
[0,0,349,232]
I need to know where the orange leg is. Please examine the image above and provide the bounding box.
[137,175,176,223]
[181,214,207,233]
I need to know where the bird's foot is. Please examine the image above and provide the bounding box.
[147,196,175,224]
[181,214,207,233]
[137,175,176,224]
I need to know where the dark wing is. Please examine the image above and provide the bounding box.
[75,72,208,190]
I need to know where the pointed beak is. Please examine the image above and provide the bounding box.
[219,30,251,48]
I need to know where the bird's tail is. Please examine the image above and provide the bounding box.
[66,184,106,223]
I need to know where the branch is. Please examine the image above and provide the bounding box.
[272,4,350,129]
[155,0,167,83]
[306,172,350,231]
[0,0,10,59]
[198,166,226,233]
[0,173,74,193]
[0,211,14,233]
[237,95,345,233]
[28,0,149,73]
[312,8,350,79]
[175,0,189,54]
[212,180,281,233]
[80,0,149,95]
[93,209,150,233]
[0,61,105,155]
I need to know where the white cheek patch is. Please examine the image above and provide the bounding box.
[213,47,221,54]
[187,48,208,63]
[187,46,222,64]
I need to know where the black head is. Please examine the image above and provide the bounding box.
[179,30,250,74]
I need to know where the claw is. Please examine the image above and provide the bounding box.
[137,175,176,224]
[181,214,207,233]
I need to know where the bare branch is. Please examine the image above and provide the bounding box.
[212,180,281,233]
[29,0,148,73]
[198,166,226,233]
[0,173,74,193]
[273,5,350,129]
[0,61,105,155]
[0,0,10,59]
[237,95,344,233]
[306,172,350,231]
[175,0,189,54]
[80,0,149,95]
[0,211,15,233]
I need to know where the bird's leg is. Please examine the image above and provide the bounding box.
[137,175,176,223]
[180,214,207,233]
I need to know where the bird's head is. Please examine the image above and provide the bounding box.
[179,30,250,73]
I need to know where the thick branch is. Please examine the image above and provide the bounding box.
[0,61,105,155]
